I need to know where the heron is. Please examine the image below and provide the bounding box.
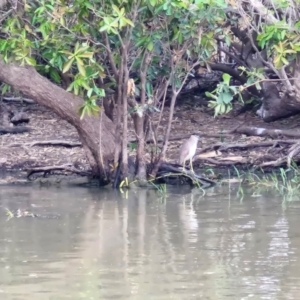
[179,134,200,173]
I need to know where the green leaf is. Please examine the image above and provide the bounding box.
[220,103,226,114]
[255,82,262,90]
[49,69,61,83]
[76,59,86,76]
[99,24,110,32]
[214,104,221,117]
[79,105,87,119]
[221,92,233,104]
[222,73,231,85]
[94,87,105,97]
[1,83,10,95]
[205,91,217,100]
[81,80,90,90]
[66,82,74,92]
[112,4,121,14]
[87,88,93,98]
[284,49,296,54]
[281,56,289,65]
[25,57,36,66]
[78,52,94,58]
[147,41,154,51]
[62,58,74,73]
[124,18,134,27]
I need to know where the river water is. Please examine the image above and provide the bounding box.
[0,185,300,300]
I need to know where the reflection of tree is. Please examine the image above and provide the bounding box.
[0,186,298,299]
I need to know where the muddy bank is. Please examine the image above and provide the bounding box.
[1,99,300,185]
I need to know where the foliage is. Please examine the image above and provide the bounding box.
[206,73,237,116]
[257,22,300,68]
[245,165,300,202]
[1,0,300,118]
[0,0,227,117]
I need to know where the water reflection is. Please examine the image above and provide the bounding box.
[0,185,300,299]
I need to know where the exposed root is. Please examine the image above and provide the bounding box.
[156,162,216,188]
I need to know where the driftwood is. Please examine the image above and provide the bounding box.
[8,140,82,148]
[201,157,245,166]
[257,141,300,168]
[0,127,31,134]
[196,139,300,168]
[156,162,216,188]
[199,139,297,153]
[3,96,35,104]
[287,142,300,166]
[0,102,31,134]
[26,164,90,179]
[231,125,300,139]
[10,111,30,124]
[129,132,231,144]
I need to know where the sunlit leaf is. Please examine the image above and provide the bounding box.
[124,18,134,27]
[81,80,90,90]
[25,57,36,66]
[78,52,94,58]
[62,58,74,73]
[281,56,289,65]
[222,73,231,85]
[147,41,154,51]
[76,60,86,76]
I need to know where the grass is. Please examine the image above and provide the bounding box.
[205,162,300,202]
[244,164,300,201]
[149,181,167,195]
[148,161,300,202]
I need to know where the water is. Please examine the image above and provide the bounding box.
[0,185,300,300]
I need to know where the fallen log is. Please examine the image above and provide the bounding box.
[199,139,297,154]
[9,140,82,148]
[231,125,300,139]
[25,164,90,180]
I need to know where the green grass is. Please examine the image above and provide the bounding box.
[244,164,300,201]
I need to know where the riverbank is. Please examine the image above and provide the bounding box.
[1,98,300,185]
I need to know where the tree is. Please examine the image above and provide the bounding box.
[204,0,300,122]
[0,0,226,186]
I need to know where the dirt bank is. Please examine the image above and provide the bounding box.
[1,98,300,185]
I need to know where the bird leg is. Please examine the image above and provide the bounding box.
[190,158,194,173]
[182,160,186,171]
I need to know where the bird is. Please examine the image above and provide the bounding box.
[179,134,200,173]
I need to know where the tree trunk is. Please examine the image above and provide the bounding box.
[133,113,147,182]
[256,61,300,122]
[0,60,118,180]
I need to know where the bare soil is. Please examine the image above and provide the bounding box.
[1,98,300,184]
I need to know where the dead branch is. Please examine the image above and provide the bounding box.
[26,164,90,179]
[199,139,296,154]
[231,125,300,138]
[287,141,300,166]
[3,96,35,104]
[199,157,247,165]
[129,132,231,144]
[157,162,216,188]
[8,140,82,148]
[258,157,287,167]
